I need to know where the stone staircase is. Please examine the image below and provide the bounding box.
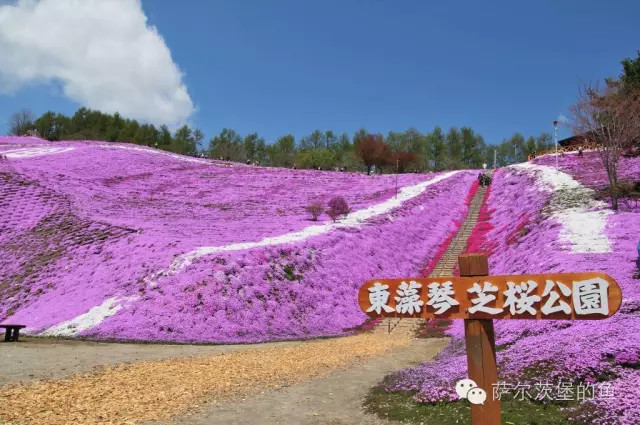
[374,180,488,335]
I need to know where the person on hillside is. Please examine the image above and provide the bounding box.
[578,146,584,156]
[636,239,640,272]
[478,172,492,187]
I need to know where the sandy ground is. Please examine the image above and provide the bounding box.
[149,337,449,425]
[0,336,302,386]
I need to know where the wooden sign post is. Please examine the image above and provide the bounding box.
[459,253,500,425]
[357,253,622,425]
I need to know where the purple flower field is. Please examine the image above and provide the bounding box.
[0,137,476,342]
[382,151,640,423]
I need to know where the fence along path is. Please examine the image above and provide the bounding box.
[375,180,488,334]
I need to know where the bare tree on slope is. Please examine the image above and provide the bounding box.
[570,82,640,210]
[8,109,35,136]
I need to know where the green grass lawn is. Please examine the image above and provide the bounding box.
[364,388,574,425]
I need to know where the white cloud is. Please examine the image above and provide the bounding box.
[0,0,194,126]
[557,114,569,123]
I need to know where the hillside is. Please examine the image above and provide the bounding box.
[0,137,476,342]
[380,151,640,424]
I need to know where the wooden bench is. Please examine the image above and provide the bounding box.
[0,324,26,342]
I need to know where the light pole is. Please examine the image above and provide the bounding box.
[395,158,399,199]
[553,120,559,169]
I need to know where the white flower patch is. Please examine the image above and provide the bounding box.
[510,163,611,253]
[4,146,75,158]
[99,144,212,164]
[39,296,138,337]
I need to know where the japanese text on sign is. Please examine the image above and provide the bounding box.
[359,273,621,320]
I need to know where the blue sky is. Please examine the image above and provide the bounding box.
[1,0,639,144]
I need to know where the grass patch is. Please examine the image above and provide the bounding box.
[364,388,573,425]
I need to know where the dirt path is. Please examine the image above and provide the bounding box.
[151,338,448,425]
[0,336,303,387]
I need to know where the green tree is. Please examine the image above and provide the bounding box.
[386,128,425,171]
[243,133,264,161]
[173,125,195,155]
[443,128,463,169]
[35,111,58,140]
[324,130,337,149]
[620,50,640,89]
[535,132,553,154]
[134,124,155,147]
[118,120,139,143]
[209,128,242,160]
[508,132,526,163]
[337,132,351,151]
[255,138,267,164]
[159,125,172,146]
[460,127,485,168]
[427,126,446,170]
[107,113,124,142]
[524,136,537,157]
[270,134,296,167]
[299,129,324,151]
[297,148,336,169]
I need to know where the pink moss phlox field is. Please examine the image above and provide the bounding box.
[1,137,476,343]
[535,151,640,190]
[87,170,476,342]
[383,152,640,424]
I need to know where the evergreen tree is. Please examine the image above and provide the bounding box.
[460,127,484,168]
[159,125,172,146]
[208,128,243,160]
[620,50,640,89]
[35,111,58,140]
[427,126,446,170]
[243,132,263,161]
[272,134,296,167]
[173,125,195,155]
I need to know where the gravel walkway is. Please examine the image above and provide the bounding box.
[0,333,421,425]
[150,337,449,425]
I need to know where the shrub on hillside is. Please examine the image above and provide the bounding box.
[305,202,324,221]
[327,197,350,222]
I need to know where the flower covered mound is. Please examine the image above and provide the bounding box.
[0,137,477,343]
[381,152,640,424]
